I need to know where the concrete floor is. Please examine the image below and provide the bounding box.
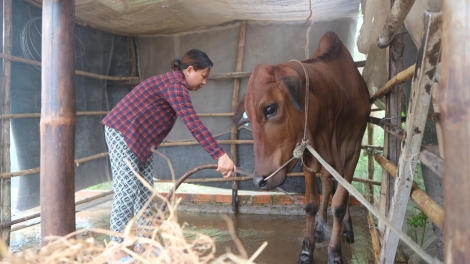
[178,209,375,264]
[10,187,375,263]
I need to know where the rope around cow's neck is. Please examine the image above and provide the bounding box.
[264,60,312,181]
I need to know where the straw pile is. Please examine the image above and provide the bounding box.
[0,160,267,264]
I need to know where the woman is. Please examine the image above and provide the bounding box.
[102,49,236,262]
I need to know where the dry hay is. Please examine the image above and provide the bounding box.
[0,160,267,264]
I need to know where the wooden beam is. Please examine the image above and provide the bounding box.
[374,154,444,230]
[380,11,442,264]
[378,24,403,239]
[40,0,77,241]
[376,0,416,48]
[419,146,444,179]
[441,0,470,261]
[369,116,405,140]
[0,0,12,245]
[0,53,140,82]
[367,124,375,203]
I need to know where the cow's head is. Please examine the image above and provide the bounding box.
[234,63,306,190]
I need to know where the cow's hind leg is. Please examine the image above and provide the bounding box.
[328,185,348,264]
[315,175,333,243]
[298,171,320,264]
[341,195,355,244]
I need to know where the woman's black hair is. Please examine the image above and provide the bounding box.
[171,49,213,71]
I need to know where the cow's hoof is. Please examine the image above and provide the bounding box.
[342,229,355,244]
[328,252,343,264]
[314,220,326,243]
[342,219,355,244]
[297,240,314,264]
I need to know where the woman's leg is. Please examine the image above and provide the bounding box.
[134,158,154,232]
[105,126,141,244]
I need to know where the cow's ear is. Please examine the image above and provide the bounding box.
[233,94,249,126]
[281,76,302,111]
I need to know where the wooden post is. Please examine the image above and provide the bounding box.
[380,11,442,264]
[231,21,247,214]
[367,123,375,203]
[432,83,444,158]
[378,0,404,240]
[441,1,470,262]
[40,0,76,242]
[0,0,12,245]
[376,0,416,48]
[128,37,137,78]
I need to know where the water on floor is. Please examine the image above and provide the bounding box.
[10,203,374,263]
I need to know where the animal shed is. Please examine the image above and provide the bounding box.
[0,0,467,263]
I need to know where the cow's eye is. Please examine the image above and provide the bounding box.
[264,104,278,119]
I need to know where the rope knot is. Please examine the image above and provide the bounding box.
[293,139,309,159]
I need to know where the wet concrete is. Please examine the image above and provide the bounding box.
[177,210,375,264]
[10,203,374,263]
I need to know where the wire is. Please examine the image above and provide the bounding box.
[20,17,86,72]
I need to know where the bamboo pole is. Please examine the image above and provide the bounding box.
[0,141,386,179]
[230,21,247,214]
[128,37,137,78]
[160,139,254,147]
[0,0,12,245]
[0,190,113,229]
[74,152,109,166]
[374,154,444,229]
[370,64,415,102]
[209,71,252,80]
[367,210,382,264]
[361,145,384,151]
[155,171,381,186]
[0,53,140,82]
[0,111,233,120]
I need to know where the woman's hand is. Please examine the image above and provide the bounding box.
[217,153,236,178]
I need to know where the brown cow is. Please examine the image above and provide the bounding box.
[234,31,370,263]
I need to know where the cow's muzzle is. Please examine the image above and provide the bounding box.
[253,172,286,190]
[253,176,269,190]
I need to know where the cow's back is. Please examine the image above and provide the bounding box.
[307,31,370,168]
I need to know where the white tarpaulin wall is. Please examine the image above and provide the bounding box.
[136,19,359,186]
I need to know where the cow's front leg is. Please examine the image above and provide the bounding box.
[328,184,348,264]
[341,195,354,244]
[315,175,333,243]
[298,171,320,264]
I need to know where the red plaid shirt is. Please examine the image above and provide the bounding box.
[102,70,225,164]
